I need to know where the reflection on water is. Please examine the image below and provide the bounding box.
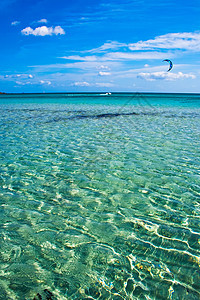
[0,94,200,299]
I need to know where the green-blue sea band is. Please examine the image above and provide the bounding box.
[0,93,200,299]
[0,92,200,107]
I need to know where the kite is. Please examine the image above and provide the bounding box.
[163,59,173,72]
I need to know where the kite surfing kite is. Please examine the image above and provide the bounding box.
[163,59,173,72]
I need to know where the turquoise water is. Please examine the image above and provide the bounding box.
[0,93,200,300]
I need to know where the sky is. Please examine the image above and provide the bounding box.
[0,0,200,93]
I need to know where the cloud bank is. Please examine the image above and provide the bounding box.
[4,74,33,79]
[81,31,200,57]
[72,81,114,87]
[25,30,199,91]
[129,32,200,51]
[73,81,90,86]
[138,71,196,81]
[21,26,65,36]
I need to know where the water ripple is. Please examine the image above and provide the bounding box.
[0,99,200,299]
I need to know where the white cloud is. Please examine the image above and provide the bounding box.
[30,61,121,74]
[129,32,200,51]
[98,65,110,70]
[15,81,32,85]
[98,71,111,76]
[11,21,20,26]
[80,17,89,21]
[73,81,90,86]
[54,26,65,35]
[21,26,65,36]
[37,19,48,23]
[4,74,33,79]
[76,31,200,67]
[40,80,51,85]
[85,41,127,53]
[95,82,114,87]
[82,31,200,54]
[61,51,166,63]
[61,55,97,61]
[15,81,25,85]
[104,51,167,60]
[137,71,196,81]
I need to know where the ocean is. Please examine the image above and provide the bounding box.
[0,93,200,300]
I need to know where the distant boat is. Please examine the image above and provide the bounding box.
[100,92,112,95]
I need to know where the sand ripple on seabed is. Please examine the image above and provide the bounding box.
[0,105,200,299]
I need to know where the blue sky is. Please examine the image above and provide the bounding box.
[0,0,200,93]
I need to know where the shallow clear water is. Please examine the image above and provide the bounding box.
[0,93,200,299]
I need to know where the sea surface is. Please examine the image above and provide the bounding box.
[0,93,200,300]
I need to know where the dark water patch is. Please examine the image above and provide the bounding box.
[2,108,87,114]
[75,111,139,119]
[44,111,161,123]
[42,110,200,123]
[42,111,140,123]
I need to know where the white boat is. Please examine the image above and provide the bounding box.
[100,92,112,95]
